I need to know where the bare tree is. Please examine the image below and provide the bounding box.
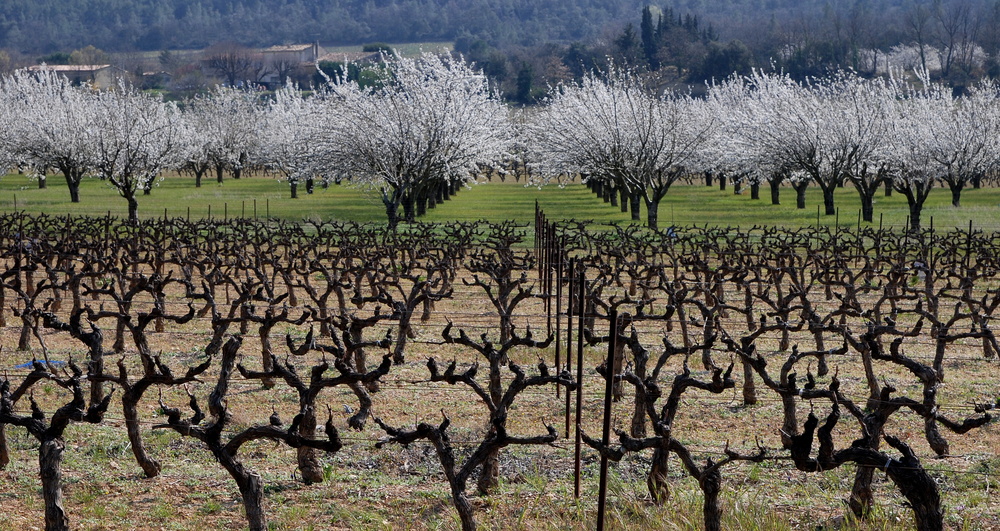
[203,42,261,87]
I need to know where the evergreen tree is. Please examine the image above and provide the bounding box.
[641,6,659,71]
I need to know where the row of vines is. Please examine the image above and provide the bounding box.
[2,211,999,530]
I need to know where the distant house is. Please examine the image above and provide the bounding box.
[259,43,324,87]
[260,43,323,65]
[28,64,115,88]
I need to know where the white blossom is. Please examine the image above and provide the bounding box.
[526,66,713,229]
[89,82,186,222]
[315,53,513,227]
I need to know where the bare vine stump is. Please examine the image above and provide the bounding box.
[742,359,757,405]
[648,446,670,504]
[0,424,9,470]
[702,464,723,531]
[123,399,161,478]
[40,438,70,531]
[296,407,323,485]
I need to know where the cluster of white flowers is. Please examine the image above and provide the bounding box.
[1,59,999,229]
[312,53,514,227]
[0,54,514,225]
[524,66,714,229]
[0,71,184,221]
[526,67,1000,230]
[706,71,1000,228]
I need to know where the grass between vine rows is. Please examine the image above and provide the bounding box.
[1,274,999,530]
[2,172,1000,233]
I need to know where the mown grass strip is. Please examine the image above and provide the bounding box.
[2,173,999,231]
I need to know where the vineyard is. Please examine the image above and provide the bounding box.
[1,211,999,530]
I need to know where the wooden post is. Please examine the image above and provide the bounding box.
[597,308,619,531]
[554,233,562,400]
[573,261,586,499]
[564,258,574,437]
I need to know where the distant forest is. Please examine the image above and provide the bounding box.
[2,0,997,56]
[0,0,649,52]
[3,0,1000,100]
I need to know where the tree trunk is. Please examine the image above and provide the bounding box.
[718,173,727,191]
[849,466,876,519]
[402,193,416,223]
[40,439,70,531]
[701,466,723,531]
[114,318,127,354]
[258,323,277,389]
[647,446,670,504]
[216,165,225,184]
[87,339,105,408]
[296,406,323,484]
[705,171,713,187]
[821,184,836,215]
[886,458,943,531]
[18,312,32,351]
[305,178,314,194]
[619,187,628,213]
[884,181,892,197]
[909,200,923,233]
[232,465,266,531]
[630,350,648,438]
[949,183,962,208]
[750,182,760,200]
[383,192,400,230]
[477,448,500,495]
[645,198,659,230]
[742,359,756,406]
[127,194,140,224]
[451,483,477,531]
[779,394,798,448]
[860,192,875,223]
[924,414,948,456]
[416,193,428,217]
[770,180,781,205]
[290,181,298,199]
[0,425,9,470]
[629,193,641,222]
[123,397,161,477]
[794,182,808,209]
[65,175,81,203]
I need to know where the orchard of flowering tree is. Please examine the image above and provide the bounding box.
[2,56,1000,229]
[4,54,1000,531]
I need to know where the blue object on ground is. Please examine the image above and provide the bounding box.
[13,360,67,369]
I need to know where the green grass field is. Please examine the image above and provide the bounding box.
[2,172,1000,232]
